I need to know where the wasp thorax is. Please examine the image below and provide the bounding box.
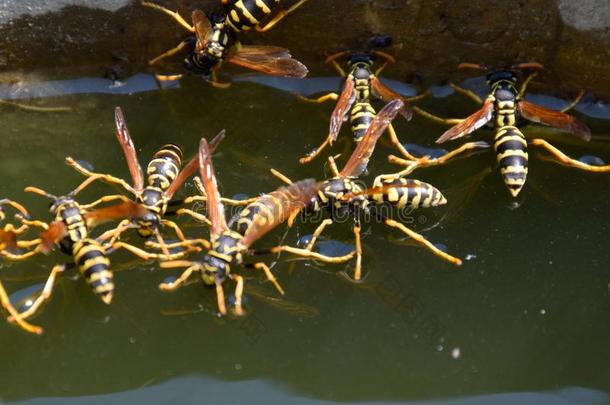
[353,67,370,80]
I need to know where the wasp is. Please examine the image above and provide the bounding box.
[297,51,429,164]
[0,199,43,334]
[149,135,353,315]
[64,107,223,257]
[272,99,464,281]
[411,63,594,197]
[141,1,308,86]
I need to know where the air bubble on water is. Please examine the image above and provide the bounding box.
[436,345,444,352]
[297,234,313,248]
[235,363,242,371]
[163,276,177,286]
[317,240,354,258]
[433,243,448,253]
[451,347,461,359]
[9,283,44,312]
[539,309,546,315]
[465,254,477,261]
[129,337,136,344]
[74,159,95,172]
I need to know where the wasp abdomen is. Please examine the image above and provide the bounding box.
[225,0,279,32]
[350,102,376,141]
[147,144,183,190]
[72,239,114,304]
[372,178,447,209]
[494,126,528,197]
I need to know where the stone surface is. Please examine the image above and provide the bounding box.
[0,0,609,99]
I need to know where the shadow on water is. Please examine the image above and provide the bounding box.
[0,68,609,403]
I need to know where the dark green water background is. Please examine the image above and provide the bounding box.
[0,74,609,403]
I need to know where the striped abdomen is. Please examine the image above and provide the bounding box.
[72,239,113,304]
[225,0,279,32]
[56,201,87,253]
[350,102,376,141]
[494,126,528,197]
[371,178,447,209]
[146,144,183,190]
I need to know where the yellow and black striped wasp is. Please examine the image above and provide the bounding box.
[272,99,464,281]
[298,51,427,164]
[0,199,43,334]
[64,107,223,257]
[4,174,161,326]
[411,63,593,197]
[150,135,353,315]
[141,1,308,86]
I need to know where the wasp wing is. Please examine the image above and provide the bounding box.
[115,107,144,191]
[241,179,320,248]
[225,45,308,78]
[340,99,404,177]
[435,98,494,143]
[370,76,413,121]
[199,136,229,238]
[519,100,591,141]
[166,130,226,200]
[84,201,147,228]
[39,221,68,253]
[192,9,213,52]
[327,77,356,144]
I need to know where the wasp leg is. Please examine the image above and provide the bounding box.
[149,40,190,66]
[561,90,585,113]
[0,280,43,334]
[386,122,420,161]
[1,247,41,261]
[97,219,133,245]
[324,51,349,76]
[0,199,29,217]
[388,141,490,169]
[271,245,355,264]
[229,274,244,316]
[518,71,539,98]
[146,239,210,251]
[175,208,211,226]
[370,51,395,76]
[300,134,335,164]
[80,194,133,211]
[531,139,610,172]
[297,92,339,104]
[412,106,465,126]
[110,241,195,261]
[65,157,136,195]
[326,155,341,177]
[254,262,284,295]
[158,264,197,291]
[256,0,310,32]
[0,99,71,113]
[70,174,120,198]
[161,219,187,241]
[384,219,462,266]
[449,82,483,104]
[270,168,294,185]
[304,219,333,251]
[185,195,260,206]
[353,223,363,281]
[209,71,232,89]
[404,92,429,103]
[215,281,227,315]
[10,264,66,321]
[140,1,195,31]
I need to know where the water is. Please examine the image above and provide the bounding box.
[0,72,609,404]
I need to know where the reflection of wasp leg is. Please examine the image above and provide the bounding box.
[0,280,43,334]
[209,70,232,89]
[65,157,136,194]
[244,262,284,295]
[412,106,465,126]
[449,82,483,104]
[0,99,71,113]
[384,219,462,266]
[256,0,310,32]
[530,139,610,172]
[11,264,66,321]
[155,74,184,83]
[215,281,227,315]
[140,1,194,32]
[297,93,340,104]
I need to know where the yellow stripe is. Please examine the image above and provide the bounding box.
[497,150,528,160]
[87,270,113,283]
